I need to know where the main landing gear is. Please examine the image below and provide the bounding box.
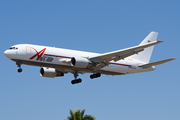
[71,68,101,85]
[71,78,82,84]
[16,62,22,73]
[71,72,82,85]
[90,67,101,79]
[90,73,101,79]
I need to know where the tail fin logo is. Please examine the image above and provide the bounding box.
[29,48,46,60]
[148,40,151,43]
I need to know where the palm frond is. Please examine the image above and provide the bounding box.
[80,109,86,118]
[83,115,96,120]
[69,109,76,120]
[66,109,95,120]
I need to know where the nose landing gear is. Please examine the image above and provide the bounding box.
[16,62,22,73]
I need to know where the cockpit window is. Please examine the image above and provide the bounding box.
[9,47,18,50]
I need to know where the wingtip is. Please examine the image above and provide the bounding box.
[157,40,163,43]
[166,58,176,62]
[170,58,176,60]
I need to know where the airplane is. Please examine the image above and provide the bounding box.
[4,31,175,84]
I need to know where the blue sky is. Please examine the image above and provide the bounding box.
[0,0,179,120]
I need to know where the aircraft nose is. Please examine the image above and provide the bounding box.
[4,50,11,59]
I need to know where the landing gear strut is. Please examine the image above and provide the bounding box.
[90,73,101,79]
[71,72,82,85]
[16,62,22,73]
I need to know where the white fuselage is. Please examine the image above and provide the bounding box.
[4,44,155,75]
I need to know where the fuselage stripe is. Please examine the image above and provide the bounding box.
[44,54,72,59]
[109,62,131,67]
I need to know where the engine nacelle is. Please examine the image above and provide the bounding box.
[71,57,91,68]
[40,67,64,78]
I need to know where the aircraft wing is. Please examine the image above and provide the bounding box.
[89,40,163,64]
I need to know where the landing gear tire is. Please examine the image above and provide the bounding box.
[71,78,82,85]
[90,74,95,79]
[96,73,101,77]
[18,68,22,73]
[90,73,101,79]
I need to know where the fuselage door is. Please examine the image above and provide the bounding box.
[26,46,31,54]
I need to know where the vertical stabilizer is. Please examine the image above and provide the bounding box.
[129,32,158,63]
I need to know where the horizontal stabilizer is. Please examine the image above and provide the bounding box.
[138,58,176,68]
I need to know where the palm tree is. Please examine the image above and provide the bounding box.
[65,109,96,120]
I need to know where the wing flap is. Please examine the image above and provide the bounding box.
[112,48,144,62]
[138,58,176,68]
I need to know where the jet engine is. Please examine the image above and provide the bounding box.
[71,57,92,68]
[40,67,64,78]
